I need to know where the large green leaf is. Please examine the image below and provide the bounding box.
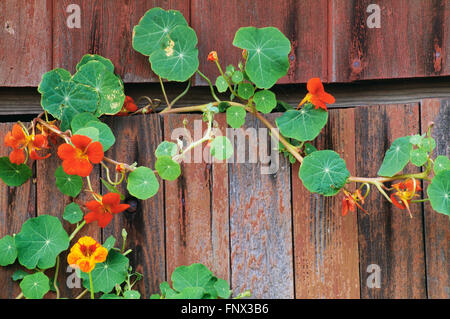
[55,166,83,197]
[155,141,178,158]
[0,235,17,266]
[427,170,450,216]
[233,26,291,88]
[0,157,32,187]
[38,69,99,131]
[132,7,188,57]
[377,136,413,177]
[70,112,100,132]
[72,60,125,116]
[275,104,328,142]
[149,25,199,82]
[299,150,350,196]
[127,166,159,200]
[155,156,181,181]
[15,215,70,270]
[171,263,213,292]
[20,272,50,299]
[214,278,232,299]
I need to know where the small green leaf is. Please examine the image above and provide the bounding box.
[103,236,116,252]
[76,54,115,73]
[0,157,32,187]
[225,65,235,77]
[210,136,234,160]
[434,156,450,175]
[100,294,123,299]
[12,270,29,281]
[214,278,232,299]
[237,83,254,100]
[419,137,436,152]
[155,156,181,181]
[226,106,246,128]
[171,263,213,292]
[74,127,99,142]
[0,235,17,266]
[299,150,350,196]
[71,112,100,132]
[55,166,83,197]
[127,166,159,200]
[83,121,115,151]
[218,102,230,113]
[123,290,141,299]
[20,272,50,299]
[150,294,161,299]
[410,148,428,166]
[155,141,178,158]
[231,70,244,84]
[253,89,277,114]
[377,136,412,177]
[427,170,450,216]
[63,202,83,224]
[304,143,317,155]
[215,76,228,93]
[409,134,423,145]
[166,287,205,299]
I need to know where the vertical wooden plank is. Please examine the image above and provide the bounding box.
[0,0,52,86]
[330,0,450,82]
[102,114,165,298]
[0,123,36,299]
[191,0,328,85]
[355,103,426,298]
[228,114,293,298]
[420,98,449,299]
[52,0,190,82]
[164,113,230,282]
[292,108,360,298]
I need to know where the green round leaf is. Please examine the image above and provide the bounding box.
[233,26,291,89]
[377,136,412,177]
[20,272,50,299]
[71,112,100,132]
[132,7,188,56]
[434,156,450,175]
[218,102,230,113]
[237,83,255,100]
[15,215,70,270]
[72,60,125,116]
[63,202,83,224]
[166,287,206,299]
[155,156,181,181]
[149,25,199,82]
[38,69,99,131]
[231,70,244,84]
[100,294,123,299]
[215,76,228,93]
[12,270,29,281]
[76,54,115,73]
[102,235,116,252]
[155,141,178,158]
[83,121,115,151]
[226,106,246,128]
[299,150,350,196]
[74,127,99,142]
[123,290,141,299]
[410,148,428,166]
[304,143,317,155]
[409,134,423,145]
[0,235,17,266]
[127,166,159,200]
[0,157,32,187]
[210,136,234,160]
[214,278,232,299]
[171,263,213,292]
[419,137,436,152]
[55,166,83,197]
[427,170,450,216]
[275,104,328,142]
[253,89,277,114]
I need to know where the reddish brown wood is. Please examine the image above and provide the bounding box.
[164,113,230,282]
[292,108,360,298]
[52,0,190,82]
[102,114,165,298]
[330,0,450,82]
[0,0,52,86]
[420,98,449,299]
[0,123,36,299]
[355,103,426,298]
[191,0,328,85]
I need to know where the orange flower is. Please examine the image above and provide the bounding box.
[67,236,108,273]
[57,135,104,177]
[390,179,421,218]
[297,77,335,111]
[116,96,138,116]
[207,51,218,62]
[84,193,130,228]
[342,189,367,216]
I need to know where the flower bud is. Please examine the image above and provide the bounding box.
[207,51,218,62]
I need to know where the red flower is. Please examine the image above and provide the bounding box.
[342,189,367,216]
[207,51,218,62]
[297,78,335,111]
[116,96,138,116]
[390,179,421,218]
[84,193,130,228]
[57,135,103,177]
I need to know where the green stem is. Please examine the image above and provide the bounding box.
[410,198,430,203]
[15,292,24,299]
[89,271,94,299]
[69,220,86,241]
[170,79,192,108]
[215,60,238,97]
[54,256,61,299]
[75,289,89,299]
[196,70,221,103]
[159,76,171,109]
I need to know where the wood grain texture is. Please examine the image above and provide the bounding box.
[164,113,230,282]
[52,0,190,82]
[292,108,360,298]
[0,123,36,298]
[330,0,450,82]
[191,0,328,85]
[102,114,165,298]
[228,113,294,298]
[355,103,426,298]
[0,0,52,86]
[420,98,449,299]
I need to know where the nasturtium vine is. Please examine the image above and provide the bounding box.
[0,6,448,300]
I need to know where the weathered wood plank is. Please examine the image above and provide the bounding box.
[420,98,449,299]
[52,0,190,82]
[0,123,36,298]
[228,113,294,298]
[102,114,165,298]
[0,0,52,86]
[330,0,450,82]
[355,103,426,298]
[191,0,328,85]
[164,113,230,282]
[292,108,360,298]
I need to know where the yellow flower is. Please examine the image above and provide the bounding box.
[67,236,108,273]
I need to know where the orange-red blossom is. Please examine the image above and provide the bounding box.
[207,51,218,62]
[390,179,422,218]
[342,189,368,216]
[84,192,130,228]
[67,236,108,273]
[297,77,335,111]
[116,96,138,116]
